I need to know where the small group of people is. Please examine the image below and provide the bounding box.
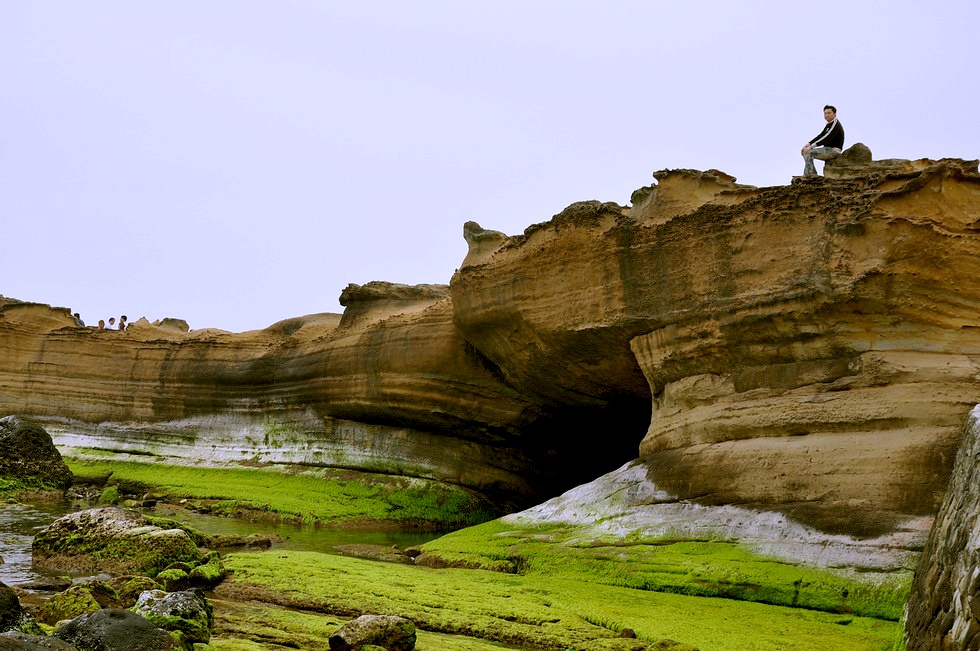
[800,104,845,177]
[96,315,127,331]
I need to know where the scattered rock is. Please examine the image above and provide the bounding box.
[32,508,202,576]
[38,586,101,626]
[53,608,177,651]
[131,590,212,648]
[111,577,162,609]
[0,417,73,490]
[187,559,225,590]
[153,570,188,593]
[0,631,78,649]
[328,614,416,651]
[333,544,414,564]
[0,582,25,632]
[12,578,71,594]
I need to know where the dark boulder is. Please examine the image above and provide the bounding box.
[0,583,24,633]
[53,609,176,651]
[0,417,72,490]
[0,632,78,649]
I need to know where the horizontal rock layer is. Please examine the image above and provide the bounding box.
[3,154,980,572]
[452,156,980,541]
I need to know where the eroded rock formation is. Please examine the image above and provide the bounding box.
[2,148,979,576]
[453,153,980,543]
[906,405,980,650]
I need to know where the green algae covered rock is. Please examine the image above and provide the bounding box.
[31,507,202,576]
[38,585,102,625]
[188,558,226,589]
[116,575,164,608]
[328,614,416,651]
[155,568,189,592]
[0,416,73,493]
[132,589,213,648]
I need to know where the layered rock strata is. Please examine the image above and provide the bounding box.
[0,290,559,506]
[452,153,980,544]
[2,151,979,567]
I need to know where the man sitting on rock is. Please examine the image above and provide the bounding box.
[801,105,845,176]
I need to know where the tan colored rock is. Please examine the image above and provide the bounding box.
[451,157,980,540]
[0,285,544,505]
[4,156,980,565]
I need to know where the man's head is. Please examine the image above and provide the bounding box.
[823,105,837,122]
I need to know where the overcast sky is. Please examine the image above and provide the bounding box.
[3,1,977,332]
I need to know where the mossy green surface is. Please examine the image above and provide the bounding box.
[38,585,101,625]
[417,520,912,621]
[220,549,899,651]
[59,458,906,650]
[0,477,68,501]
[156,568,190,591]
[65,458,498,529]
[32,519,203,576]
[98,485,120,504]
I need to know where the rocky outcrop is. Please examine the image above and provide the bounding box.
[3,151,980,574]
[53,609,177,651]
[0,291,553,506]
[32,508,202,575]
[453,155,980,544]
[906,405,980,650]
[328,614,416,651]
[0,416,72,490]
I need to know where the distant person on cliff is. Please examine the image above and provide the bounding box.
[118,315,127,330]
[107,317,116,329]
[801,105,845,176]
[72,312,85,326]
[97,319,105,331]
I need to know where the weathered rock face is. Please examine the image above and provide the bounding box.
[453,156,980,541]
[906,405,980,650]
[2,153,979,567]
[0,291,557,505]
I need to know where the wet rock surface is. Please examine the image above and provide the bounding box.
[31,508,202,576]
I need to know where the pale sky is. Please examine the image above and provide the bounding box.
[3,1,977,332]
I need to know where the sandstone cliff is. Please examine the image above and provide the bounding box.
[2,149,979,572]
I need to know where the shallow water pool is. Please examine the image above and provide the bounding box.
[0,500,443,587]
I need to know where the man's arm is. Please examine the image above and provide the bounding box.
[809,120,837,147]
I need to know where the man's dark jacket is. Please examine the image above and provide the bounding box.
[809,118,845,150]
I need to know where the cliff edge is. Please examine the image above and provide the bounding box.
[3,148,979,574]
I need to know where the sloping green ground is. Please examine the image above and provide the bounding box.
[214,549,899,651]
[63,459,905,650]
[67,457,498,528]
